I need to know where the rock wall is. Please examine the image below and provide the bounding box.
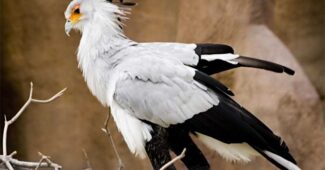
[272,0,325,105]
[1,0,324,169]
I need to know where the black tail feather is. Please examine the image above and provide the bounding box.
[196,56,295,75]
[235,56,295,75]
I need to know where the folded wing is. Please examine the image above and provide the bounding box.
[113,55,222,127]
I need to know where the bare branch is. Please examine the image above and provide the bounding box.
[0,151,16,170]
[0,155,62,170]
[159,148,186,170]
[35,152,54,170]
[101,110,111,134]
[8,151,17,158]
[31,88,67,103]
[82,149,93,170]
[6,82,33,125]
[2,117,9,157]
[4,160,14,170]
[101,109,124,170]
[1,82,65,169]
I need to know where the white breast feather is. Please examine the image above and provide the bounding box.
[110,100,152,158]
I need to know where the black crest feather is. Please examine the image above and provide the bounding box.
[107,0,136,6]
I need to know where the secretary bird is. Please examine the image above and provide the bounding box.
[64,0,300,169]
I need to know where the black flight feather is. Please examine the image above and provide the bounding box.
[169,71,298,169]
[194,70,234,96]
[170,99,297,169]
[195,43,234,55]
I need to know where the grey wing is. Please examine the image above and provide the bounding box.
[113,61,219,127]
[139,42,199,66]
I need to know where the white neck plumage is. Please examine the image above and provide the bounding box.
[77,5,134,72]
[75,4,136,106]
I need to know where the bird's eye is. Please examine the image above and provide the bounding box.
[71,4,81,14]
[74,8,80,14]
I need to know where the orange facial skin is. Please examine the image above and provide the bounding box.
[70,4,81,23]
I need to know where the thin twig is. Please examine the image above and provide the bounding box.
[101,109,124,170]
[4,160,14,170]
[82,149,93,170]
[0,155,62,170]
[35,152,61,170]
[1,82,65,170]
[8,151,17,158]
[159,148,186,170]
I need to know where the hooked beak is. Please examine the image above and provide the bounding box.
[65,20,73,36]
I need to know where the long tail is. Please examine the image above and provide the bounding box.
[234,56,295,75]
[194,43,295,75]
[198,54,295,75]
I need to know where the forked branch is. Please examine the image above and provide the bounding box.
[0,82,65,170]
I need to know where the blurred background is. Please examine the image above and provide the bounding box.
[0,0,324,169]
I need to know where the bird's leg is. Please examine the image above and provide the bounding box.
[145,125,176,170]
[168,126,210,170]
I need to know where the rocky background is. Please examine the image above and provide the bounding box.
[1,0,324,169]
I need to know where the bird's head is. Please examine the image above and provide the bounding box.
[64,0,130,36]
